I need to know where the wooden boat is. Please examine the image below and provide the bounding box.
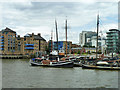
[30,58,74,68]
[82,64,120,70]
[73,62,82,67]
[70,57,82,67]
[60,56,83,67]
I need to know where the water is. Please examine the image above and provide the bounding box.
[2,59,118,88]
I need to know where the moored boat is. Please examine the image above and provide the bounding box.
[30,57,74,68]
[82,64,120,70]
[82,58,120,70]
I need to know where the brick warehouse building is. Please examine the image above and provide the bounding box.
[0,27,47,56]
[0,27,16,55]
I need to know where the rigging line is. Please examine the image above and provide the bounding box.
[99,23,105,34]
[53,29,55,40]
[98,19,107,43]
[99,23,108,37]
[68,24,76,43]
[99,18,111,31]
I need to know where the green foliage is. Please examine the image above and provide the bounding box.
[77,51,80,54]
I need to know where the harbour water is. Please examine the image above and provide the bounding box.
[2,59,118,88]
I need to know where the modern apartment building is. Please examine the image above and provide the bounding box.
[91,36,106,53]
[91,36,106,47]
[106,29,120,53]
[79,31,97,46]
[0,27,47,56]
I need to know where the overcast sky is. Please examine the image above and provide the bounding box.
[0,0,118,44]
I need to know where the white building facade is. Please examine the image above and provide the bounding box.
[79,31,97,46]
[79,31,106,53]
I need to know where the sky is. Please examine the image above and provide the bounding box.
[0,0,119,44]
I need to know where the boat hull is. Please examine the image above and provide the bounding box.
[74,63,82,67]
[30,61,74,68]
[82,64,120,70]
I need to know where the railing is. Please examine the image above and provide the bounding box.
[25,47,34,50]
[1,36,4,38]
[0,45,4,47]
[25,44,34,46]
[0,48,4,50]
[1,39,4,41]
[1,42,4,44]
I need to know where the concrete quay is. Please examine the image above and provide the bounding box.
[0,55,28,59]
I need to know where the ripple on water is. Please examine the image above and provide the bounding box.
[2,59,118,88]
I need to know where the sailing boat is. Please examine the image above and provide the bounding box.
[30,20,74,68]
[82,14,120,70]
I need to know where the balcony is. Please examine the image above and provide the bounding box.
[25,47,34,50]
[25,44,34,46]
[1,42,4,44]
[1,36,4,38]
[1,39,4,41]
[0,48,4,50]
[0,45,4,47]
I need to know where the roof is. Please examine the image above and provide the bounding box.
[109,29,119,31]
[24,34,30,37]
[28,34,46,41]
[0,27,16,33]
[16,36,21,40]
[54,41,72,43]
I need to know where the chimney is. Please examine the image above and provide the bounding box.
[18,35,20,37]
[32,33,34,36]
[38,33,41,36]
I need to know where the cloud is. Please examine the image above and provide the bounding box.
[0,2,118,44]
[1,0,118,2]
[99,23,118,36]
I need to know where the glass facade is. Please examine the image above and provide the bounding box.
[106,29,120,53]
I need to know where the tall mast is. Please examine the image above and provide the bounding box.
[65,19,67,57]
[96,14,99,60]
[51,30,53,52]
[55,20,59,56]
